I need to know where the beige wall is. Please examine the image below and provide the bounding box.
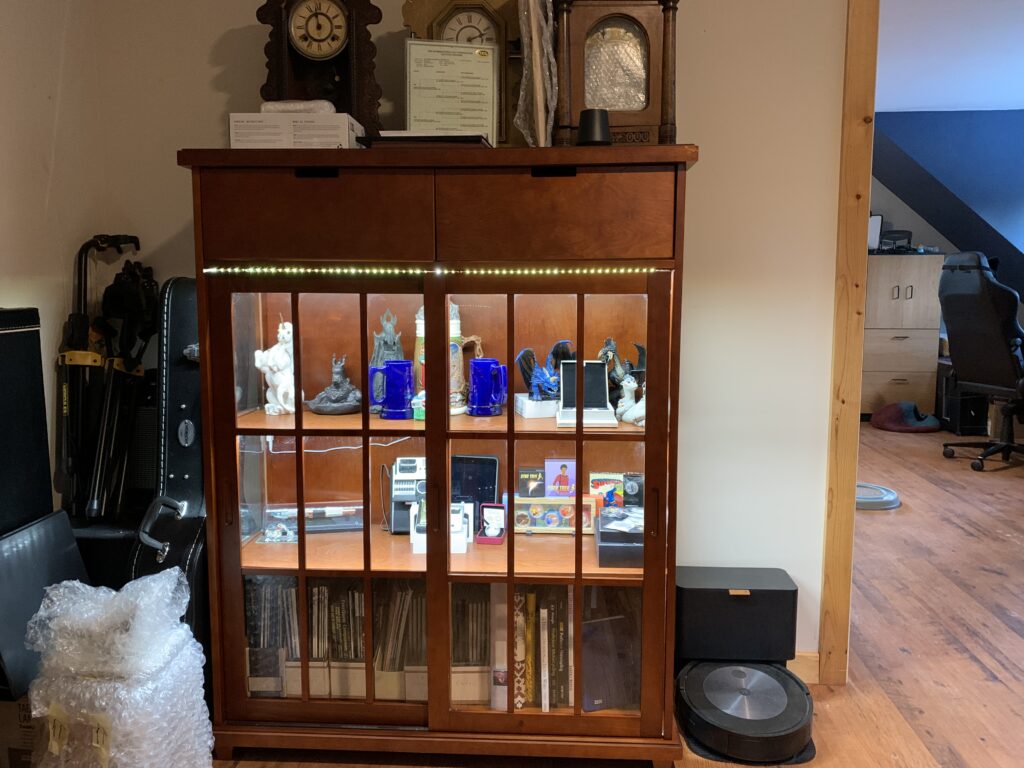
[6,0,848,651]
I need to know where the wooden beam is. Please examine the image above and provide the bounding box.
[819,0,879,685]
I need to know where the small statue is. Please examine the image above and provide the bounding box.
[598,337,646,408]
[305,354,362,415]
[254,320,295,415]
[515,340,575,401]
[615,374,645,427]
[369,309,404,411]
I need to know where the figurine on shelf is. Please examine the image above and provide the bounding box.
[369,309,405,412]
[447,302,484,416]
[515,340,575,400]
[253,319,295,415]
[305,354,362,415]
[616,374,645,427]
[598,337,646,407]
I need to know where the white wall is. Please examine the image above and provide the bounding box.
[677,0,847,651]
[877,0,1024,111]
[870,178,958,253]
[7,0,849,652]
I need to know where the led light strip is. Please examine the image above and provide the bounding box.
[204,265,664,277]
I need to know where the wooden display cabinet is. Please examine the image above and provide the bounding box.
[179,145,696,766]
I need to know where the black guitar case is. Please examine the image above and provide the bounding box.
[128,278,208,647]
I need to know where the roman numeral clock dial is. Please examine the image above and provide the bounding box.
[289,0,348,59]
[442,11,496,44]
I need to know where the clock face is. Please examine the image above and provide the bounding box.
[289,0,349,60]
[442,9,497,45]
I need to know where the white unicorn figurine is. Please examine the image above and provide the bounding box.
[616,374,645,428]
[254,320,295,415]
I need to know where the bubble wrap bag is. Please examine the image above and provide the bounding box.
[26,568,213,768]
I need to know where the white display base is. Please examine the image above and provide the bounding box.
[514,393,559,419]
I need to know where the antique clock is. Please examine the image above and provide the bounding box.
[257,0,384,136]
[402,0,522,144]
[554,0,677,145]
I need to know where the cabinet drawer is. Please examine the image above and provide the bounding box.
[861,371,936,414]
[435,165,676,261]
[862,329,938,372]
[199,168,434,263]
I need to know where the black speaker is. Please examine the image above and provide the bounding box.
[675,566,797,674]
[0,309,52,537]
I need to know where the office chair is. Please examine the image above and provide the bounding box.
[938,252,1024,471]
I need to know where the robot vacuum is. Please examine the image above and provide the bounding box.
[677,661,813,763]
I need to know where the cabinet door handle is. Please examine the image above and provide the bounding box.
[649,487,660,539]
[889,377,909,384]
[906,284,914,299]
[891,335,910,341]
[294,167,340,178]
[891,285,900,300]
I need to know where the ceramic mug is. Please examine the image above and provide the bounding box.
[369,359,415,419]
[467,358,508,417]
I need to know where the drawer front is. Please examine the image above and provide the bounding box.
[199,168,434,263]
[862,329,938,372]
[861,371,936,414]
[435,165,676,261]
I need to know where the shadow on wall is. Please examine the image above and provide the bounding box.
[210,25,269,141]
[375,29,411,130]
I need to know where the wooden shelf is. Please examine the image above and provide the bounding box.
[450,412,508,433]
[302,411,362,431]
[240,527,640,580]
[237,409,295,431]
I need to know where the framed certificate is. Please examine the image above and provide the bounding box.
[406,39,499,145]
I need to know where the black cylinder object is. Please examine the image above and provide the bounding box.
[576,109,612,145]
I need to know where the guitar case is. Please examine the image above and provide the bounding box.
[128,278,208,649]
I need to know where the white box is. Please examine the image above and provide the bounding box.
[310,661,331,698]
[283,659,302,697]
[404,665,428,702]
[374,670,406,700]
[514,393,559,419]
[451,666,491,704]
[410,503,427,554]
[329,661,367,699]
[229,113,365,149]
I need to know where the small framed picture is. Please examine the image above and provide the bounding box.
[544,458,576,497]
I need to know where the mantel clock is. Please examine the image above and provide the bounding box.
[554,0,677,146]
[258,0,384,136]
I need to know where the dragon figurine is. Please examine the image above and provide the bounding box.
[515,340,576,401]
[598,337,646,408]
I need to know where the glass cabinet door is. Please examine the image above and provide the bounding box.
[434,272,671,735]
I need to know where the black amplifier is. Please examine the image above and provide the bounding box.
[675,566,797,674]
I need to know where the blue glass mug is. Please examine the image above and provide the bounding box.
[467,358,508,417]
[369,359,415,419]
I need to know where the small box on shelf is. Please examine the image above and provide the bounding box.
[514,393,559,419]
[329,662,366,699]
[452,666,492,704]
[405,665,428,702]
[476,503,506,544]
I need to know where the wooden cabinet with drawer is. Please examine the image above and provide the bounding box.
[861,253,945,414]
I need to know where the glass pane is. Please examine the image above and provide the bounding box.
[513,584,572,713]
[449,439,508,576]
[584,293,647,434]
[513,294,577,435]
[448,294,509,433]
[451,582,508,711]
[512,440,582,579]
[233,292,295,430]
[308,577,367,700]
[304,436,364,571]
[373,577,427,702]
[584,17,650,112]
[583,441,644,578]
[367,294,424,431]
[582,586,641,714]
[238,435,297,570]
[369,436,426,572]
[243,574,298,698]
[300,293,363,431]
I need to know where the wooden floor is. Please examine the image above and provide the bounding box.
[216,426,1024,768]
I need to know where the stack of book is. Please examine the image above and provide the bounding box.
[513,585,574,712]
[243,576,295,697]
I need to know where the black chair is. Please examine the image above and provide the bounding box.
[938,252,1024,471]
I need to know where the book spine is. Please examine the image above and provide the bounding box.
[525,591,537,705]
[556,592,567,707]
[539,606,550,713]
[567,587,574,708]
[513,590,527,709]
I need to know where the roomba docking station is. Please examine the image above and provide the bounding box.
[677,661,812,763]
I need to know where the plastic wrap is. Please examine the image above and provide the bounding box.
[583,17,649,112]
[514,0,558,147]
[27,569,213,768]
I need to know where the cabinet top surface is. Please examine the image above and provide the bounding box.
[178,144,699,169]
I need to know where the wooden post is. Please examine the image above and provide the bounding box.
[659,0,678,144]
[554,0,573,145]
[527,0,548,146]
